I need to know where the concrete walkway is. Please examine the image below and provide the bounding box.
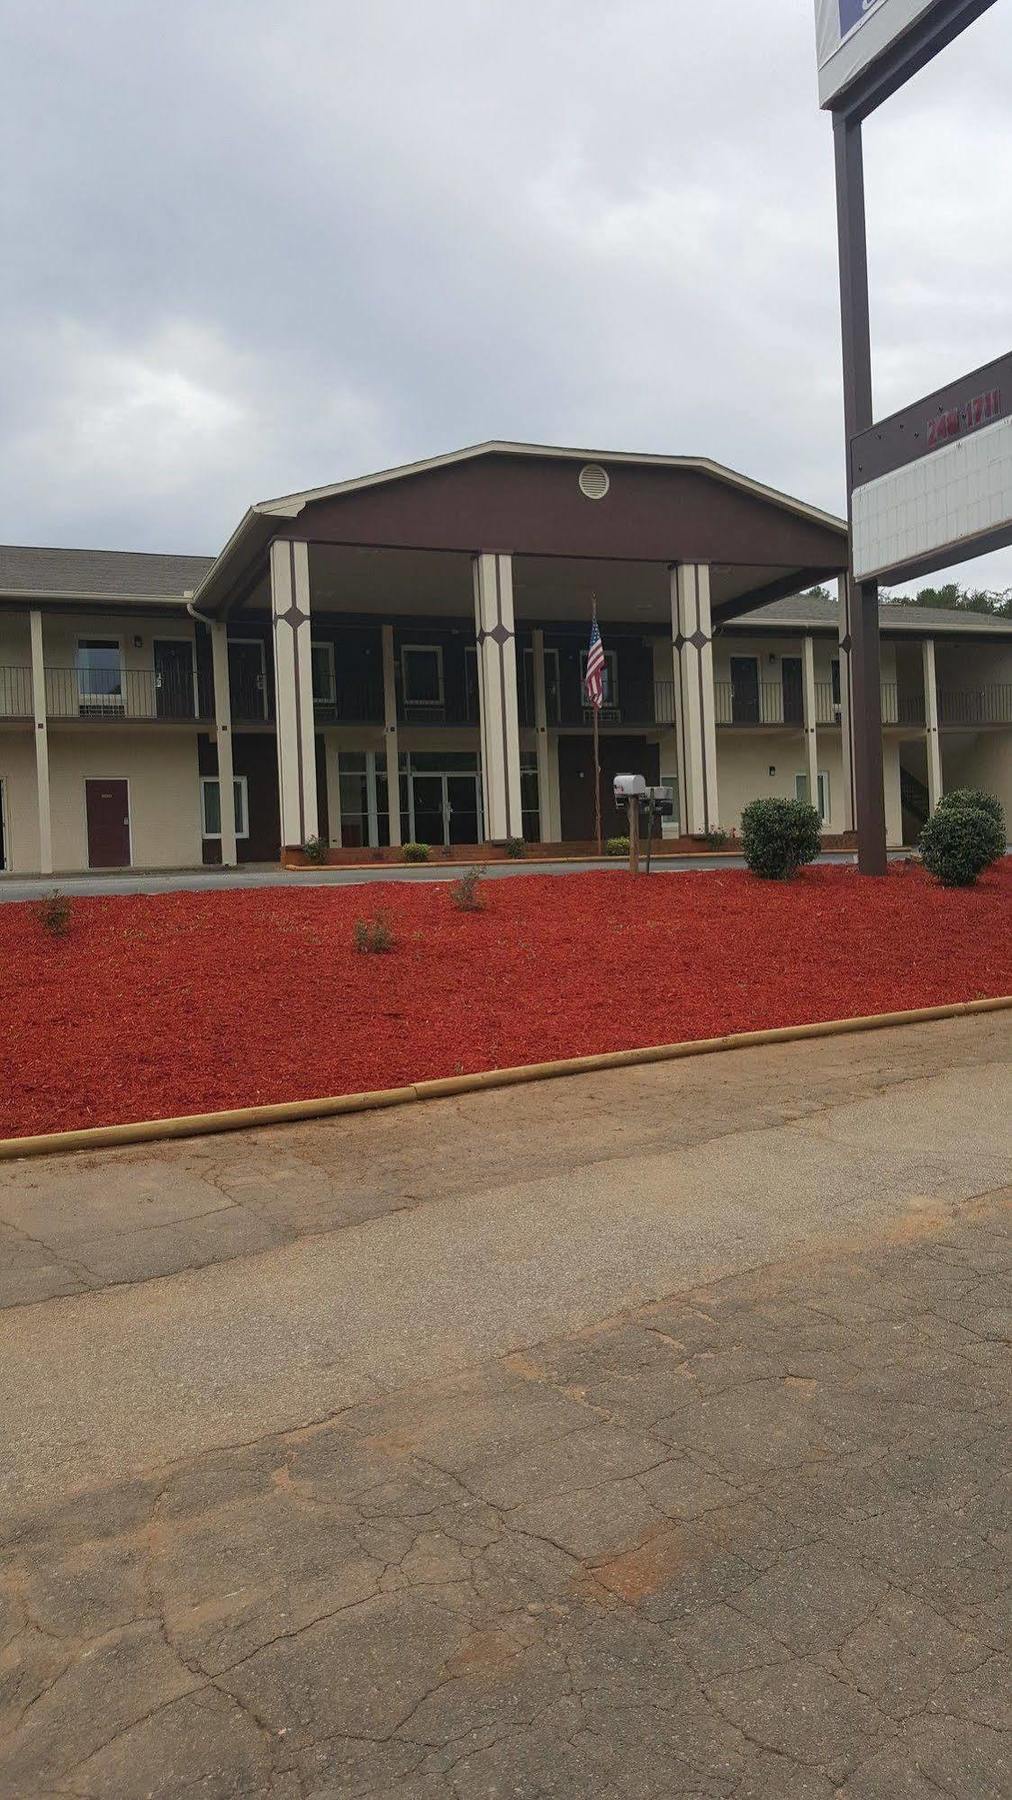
[0,851,870,902]
[0,1015,1008,1797]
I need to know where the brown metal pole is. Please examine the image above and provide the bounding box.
[833,112,888,875]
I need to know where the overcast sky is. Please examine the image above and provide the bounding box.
[1,0,1009,595]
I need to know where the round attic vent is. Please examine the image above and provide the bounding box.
[578,462,610,500]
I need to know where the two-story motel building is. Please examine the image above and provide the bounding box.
[1,442,1010,875]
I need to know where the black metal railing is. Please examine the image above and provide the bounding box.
[44,667,212,720]
[938,684,1012,726]
[0,667,32,717]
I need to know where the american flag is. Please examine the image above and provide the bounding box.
[584,618,606,710]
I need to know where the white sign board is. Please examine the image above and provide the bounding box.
[815,0,939,106]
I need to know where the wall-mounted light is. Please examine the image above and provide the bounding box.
[133,635,143,649]
[769,766,776,777]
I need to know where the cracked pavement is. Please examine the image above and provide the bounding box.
[0,1015,1009,1797]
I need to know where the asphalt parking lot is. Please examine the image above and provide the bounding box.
[0,1014,1008,1798]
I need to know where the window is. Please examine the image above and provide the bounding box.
[795,770,830,826]
[522,647,561,723]
[401,644,444,706]
[200,776,249,839]
[660,769,680,834]
[76,639,122,700]
[311,641,336,708]
[579,647,618,708]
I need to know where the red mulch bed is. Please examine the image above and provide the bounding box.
[1,863,1009,1140]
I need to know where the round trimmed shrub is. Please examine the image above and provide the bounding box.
[402,842,430,863]
[936,787,1006,851]
[919,805,1005,887]
[741,797,822,881]
[605,836,630,857]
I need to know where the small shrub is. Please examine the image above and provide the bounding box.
[450,866,485,911]
[705,827,729,851]
[919,805,1005,887]
[36,890,71,937]
[301,834,329,865]
[937,788,1006,855]
[741,797,822,881]
[605,836,630,857]
[505,837,525,859]
[402,842,430,863]
[353,913,395,953]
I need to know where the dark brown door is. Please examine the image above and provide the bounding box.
[558,737,660,842]
[85,779,131,868]
[781,657,803,726]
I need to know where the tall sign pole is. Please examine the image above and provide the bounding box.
[816,0,1000,875]
[833,113,887,874]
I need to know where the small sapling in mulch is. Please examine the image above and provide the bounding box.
[36,891,72,938]
[353,913,395,953]
[450,867,486,912]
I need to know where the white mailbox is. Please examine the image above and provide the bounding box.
[613,773,647,802]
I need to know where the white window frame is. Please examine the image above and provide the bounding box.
[579,646,619,707]
[310,639,337,707]
[76,636,124,710]
[200,774,250,840]
[401,643,444,707]
[795,770,830,826]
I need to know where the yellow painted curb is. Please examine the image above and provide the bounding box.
[0,994,1008,1163]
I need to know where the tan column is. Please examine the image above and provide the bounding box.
[837,574,855,832]
[209,622,237,867]
[270,539,318,849]
[473,552,523,842]
[670,564,719,837]
[802,633,820,826]
[531,627,555,842]
[29,610,53,875]
[381,624,401,847]
[923,637,943,814]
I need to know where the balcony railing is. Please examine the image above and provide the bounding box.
[880,684,925,728]
[938,684,1012,726]
[44,668,213,721]
[0,667,32,718]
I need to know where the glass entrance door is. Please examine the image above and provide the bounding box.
[411,775,445,846]
[446,774,480,844]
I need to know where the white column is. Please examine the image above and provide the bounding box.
[531,627,554,843]
[381,624,401,847]
[670,564,719,837]
[923,637,943,815]
[802,633,820,827]
[270,539,318,849]
[29,610,53,875]
[473,552,523,841]
[209,622,237,867]
[837,574,855,832]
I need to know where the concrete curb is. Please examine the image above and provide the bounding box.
[1,995,1009,1163]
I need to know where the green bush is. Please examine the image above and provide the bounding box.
[505,837,525,859]
[936,788,1006,852]
[919,804,1005,887]
[301,834,329,865]
[353,913,395,953]
[402,842,430,863]
[450,866,486,911]
[741,798,822,881]
[605,836,630,857]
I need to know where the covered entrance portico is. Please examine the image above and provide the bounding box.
[184,443,849,860]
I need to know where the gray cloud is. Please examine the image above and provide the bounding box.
[1,0,1008,592]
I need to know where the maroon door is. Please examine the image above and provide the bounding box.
[85,779,131,868]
